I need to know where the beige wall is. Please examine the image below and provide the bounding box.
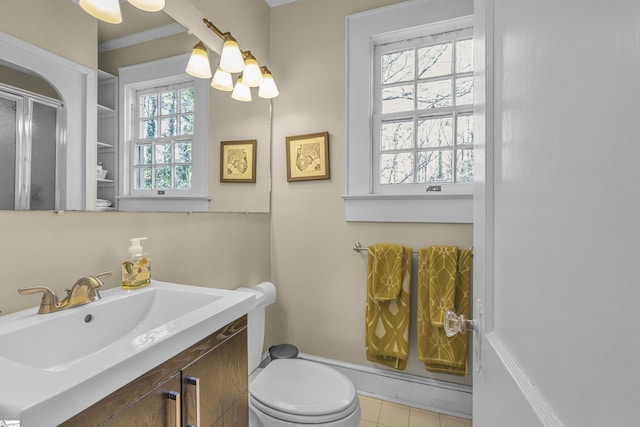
[0,64,60,100]
[269,0,473,384]
[0,211,270,313]
[0,0,96,69]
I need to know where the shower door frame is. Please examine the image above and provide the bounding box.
[0,84,65,210]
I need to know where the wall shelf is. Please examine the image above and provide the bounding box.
[96,70,118,210]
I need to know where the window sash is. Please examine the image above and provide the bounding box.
[373,27,473,195]
[131,82,195,195]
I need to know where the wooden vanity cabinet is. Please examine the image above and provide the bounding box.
[100,373,182,427]
[59,315,248,427]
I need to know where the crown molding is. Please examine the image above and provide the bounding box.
[264,0,299,7]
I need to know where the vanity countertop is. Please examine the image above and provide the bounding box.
[0,280,255,426]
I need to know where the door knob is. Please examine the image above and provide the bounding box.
[444,309,476,337]
[444,300,484,373]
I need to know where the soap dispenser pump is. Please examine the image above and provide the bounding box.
[122,237,151,289]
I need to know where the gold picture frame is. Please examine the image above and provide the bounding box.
[285,131,330,181]
[220,140,257,183]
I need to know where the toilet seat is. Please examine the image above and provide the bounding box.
[250,359,358,423]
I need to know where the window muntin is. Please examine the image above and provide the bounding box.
[133,84,194,193]
[374,28,474,194]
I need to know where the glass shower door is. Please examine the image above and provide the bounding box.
[0,88,60,210]
[0,95,18,210]
[29,102,57,210]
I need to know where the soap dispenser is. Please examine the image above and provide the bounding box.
[122,237,151,289]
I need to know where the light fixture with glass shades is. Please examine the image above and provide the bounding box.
[78,0,165,24]
[79,0,122,24]
[241,51,264,87]
[211,67,234,92]
[258,66,280,99]
[231,74,252,102]
[185,18,279,101]
[219,33,245,74]
[127,0,165,12]
[186,42,213,79]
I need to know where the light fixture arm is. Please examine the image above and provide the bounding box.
[202,18,261,64]
[203,18,225,40]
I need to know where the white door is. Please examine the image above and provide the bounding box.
[472,0,640,425]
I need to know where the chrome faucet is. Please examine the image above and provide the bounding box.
[18,272,111,314]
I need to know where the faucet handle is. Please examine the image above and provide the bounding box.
[94,272,112,280]
[17,286,59,314]
[90,272,112,289]
[18,286,57,298]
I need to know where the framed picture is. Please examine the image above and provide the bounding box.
[285,131,330,181]
[220,140,257,183]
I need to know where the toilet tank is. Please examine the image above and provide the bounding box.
[235,282,276,373]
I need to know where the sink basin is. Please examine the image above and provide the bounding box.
[0,285,222,371]
[0,280,255,426]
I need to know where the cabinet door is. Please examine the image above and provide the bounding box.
[211,392,249,427]
[100,372,182,427]
[182,328,248,427]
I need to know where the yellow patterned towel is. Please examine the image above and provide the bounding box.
[365,245,412,370]
[417,247,471,376]
[368,244,405,301]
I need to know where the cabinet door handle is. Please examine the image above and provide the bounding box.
[185,376,201,427]
[167,391,181,427]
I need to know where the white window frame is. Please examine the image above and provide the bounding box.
[131,81,195,196]
[118,54,210,212]
[345,0,474,223]
[373,28,474,194]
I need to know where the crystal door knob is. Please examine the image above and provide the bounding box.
[444,309,476,337]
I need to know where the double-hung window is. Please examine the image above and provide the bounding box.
[374,28,473,193]
[345,1,474,223]
[119,54,210,212]
[133,83,194,193]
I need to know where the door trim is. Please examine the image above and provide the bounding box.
[487,334,565,426]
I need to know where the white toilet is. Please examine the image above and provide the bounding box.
[237,282,361,427]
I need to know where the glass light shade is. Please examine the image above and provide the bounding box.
[79,0,122,24]
[186,42,212,79]
[242,52,263,87]
[211,68,233,91]
[258,67,279,99]
[127,0,165,12]
[220,35,244,73]
[231,76,252,102]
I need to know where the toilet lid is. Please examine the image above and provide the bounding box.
[250,359,357,420]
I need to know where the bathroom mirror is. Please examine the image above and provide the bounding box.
[0,0,272,213]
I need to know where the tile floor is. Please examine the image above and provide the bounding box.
[358,395,472,427]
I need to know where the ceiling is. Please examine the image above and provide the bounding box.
[98,0,299,47]
[98,3,177,45]
[263,0,298,6]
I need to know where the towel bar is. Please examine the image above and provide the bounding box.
[353,241,473,255]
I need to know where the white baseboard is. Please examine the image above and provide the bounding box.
[298,353,472,419]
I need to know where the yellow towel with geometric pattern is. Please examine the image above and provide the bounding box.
[417,247,471,376]
[365,244,412,370]
[369,244,405,301]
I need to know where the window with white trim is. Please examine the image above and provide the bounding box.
[345,1,474,223]
[118,54,210,212]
